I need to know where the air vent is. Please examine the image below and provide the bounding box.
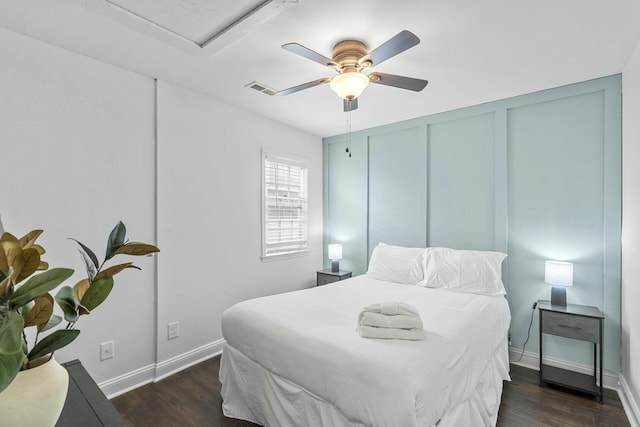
[246,81,276,96]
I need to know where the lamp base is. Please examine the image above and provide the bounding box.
[550,286,567,307]
[331,260,340,273]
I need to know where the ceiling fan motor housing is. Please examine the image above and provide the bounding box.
[332,40,368,72]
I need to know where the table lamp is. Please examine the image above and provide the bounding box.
[328,244,343,273]
[545,260,573,307]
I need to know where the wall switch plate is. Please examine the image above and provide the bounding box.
[100,341,114,361]
[168,321,179,340]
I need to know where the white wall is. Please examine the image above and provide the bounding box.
[0,26,323,392]
[622,40,640,423]
[156,80,323,368]
[0,27,156,383]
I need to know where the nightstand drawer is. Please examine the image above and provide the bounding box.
[317,274,339,286]
[541,311,600,343]
[316,270,352,286]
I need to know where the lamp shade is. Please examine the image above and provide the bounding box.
[329,72,369,100]
[328,244,343,260]
[544,260,573,287]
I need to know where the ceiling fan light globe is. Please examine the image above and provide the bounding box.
[330,72,369,100]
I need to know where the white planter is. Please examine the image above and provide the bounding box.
[0,356,69,427]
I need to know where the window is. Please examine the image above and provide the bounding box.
[262,150,308,259]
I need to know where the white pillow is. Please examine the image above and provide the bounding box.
[418,247,507,296]
[366,243,425,285]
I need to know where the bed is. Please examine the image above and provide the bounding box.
[220,245,512,427]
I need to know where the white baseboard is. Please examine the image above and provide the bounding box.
[99,339,225,399]
[508,347,619,390]
[100,363,156,399]
[619,375,640,427]
[154,338,225,381]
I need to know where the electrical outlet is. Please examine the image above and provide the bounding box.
[100,341,114,361]
[168,321,179,340]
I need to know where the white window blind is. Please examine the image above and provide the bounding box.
[262,151,308,258]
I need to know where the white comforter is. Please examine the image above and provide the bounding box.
[221,274,511,427]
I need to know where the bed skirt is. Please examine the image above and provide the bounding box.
[219,336,510,427]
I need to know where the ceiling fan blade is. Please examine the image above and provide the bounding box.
[276,78,331,96]
[368,72,428,92]
[359,30,420,68]
[343,98,358,112]
[282,43,339,68]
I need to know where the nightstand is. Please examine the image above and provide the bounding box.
[537,300,604,403]
[57,360,126,426]
[316,269,352,286]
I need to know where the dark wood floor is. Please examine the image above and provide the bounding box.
[498,365,628,426]
[112,356,629,426]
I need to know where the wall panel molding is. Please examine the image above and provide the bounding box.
[323,74,622,372]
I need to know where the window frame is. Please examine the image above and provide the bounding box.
[261,149,309,261]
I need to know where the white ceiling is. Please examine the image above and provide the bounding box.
[1,0,639,137]
[106,0,264,44]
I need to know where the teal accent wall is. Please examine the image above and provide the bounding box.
[428,113,497,251]
[323,75,622,372]
[324,136,369,274]
[369,127,427,256]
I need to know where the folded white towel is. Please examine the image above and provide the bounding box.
[361,301,420,317]
[357,301,424,340]
[358,325,424,340]
[359,312,423,329]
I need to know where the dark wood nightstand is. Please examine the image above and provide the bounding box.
[316,269,352,286]
[57,360,126,426]
[537,300,604,403]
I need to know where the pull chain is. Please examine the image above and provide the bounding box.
[346,108,352,158]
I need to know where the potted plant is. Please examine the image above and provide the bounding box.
[0,217,158,426]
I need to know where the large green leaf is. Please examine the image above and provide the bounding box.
[54,286,80,322]
[113,242,159,257]
[10,268,73,308]
[80,276,114,312]
[28,329,80,361]
[0,313,24,393]
[0,351,24,393]
[105,221,126,261]
[0,311,24,353]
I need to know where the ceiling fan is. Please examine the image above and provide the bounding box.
[276,30,428,112]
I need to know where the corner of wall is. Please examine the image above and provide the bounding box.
[619,374,640,427]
